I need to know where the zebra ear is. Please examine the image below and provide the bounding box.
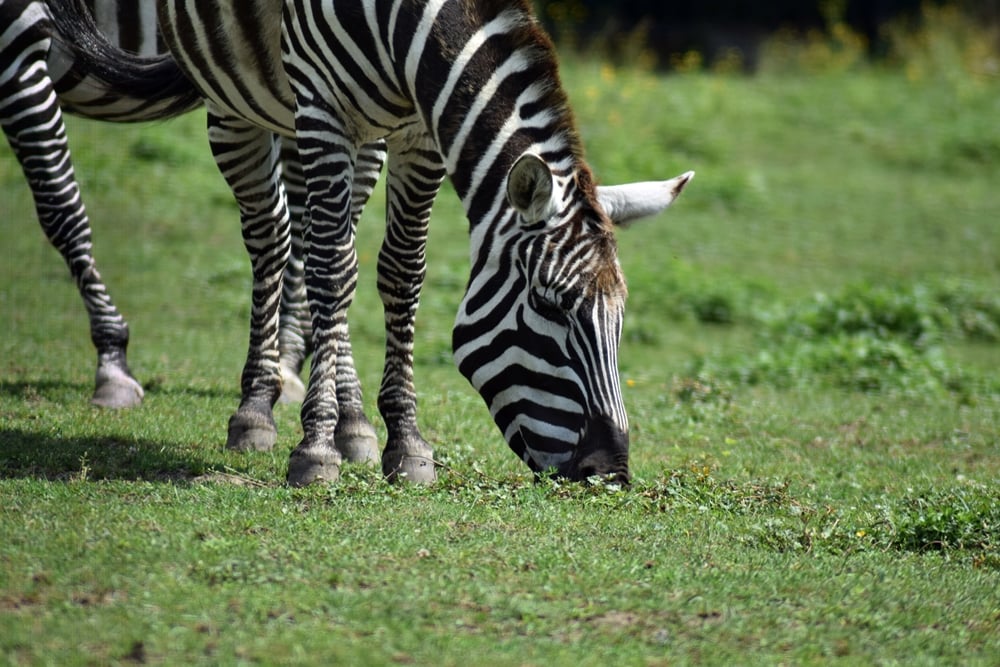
[507,153,557,225]
[597,171,695,227]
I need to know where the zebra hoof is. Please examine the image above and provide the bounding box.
[335,416,380,465]
[383,440,436,484]
[277,365,306,404]
[91,365,144,409]
[226,410,277,452]
[287,446,341,487]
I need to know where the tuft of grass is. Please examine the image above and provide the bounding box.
[881,483,1000,554]
[684,281,1000,399]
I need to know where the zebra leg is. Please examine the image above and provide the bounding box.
[329,142,387,465]
[0,35,143,409]
[208,110,289,452]
[377,137,446,484]
[285,115,363,486]
[275,136,310,404]
[276,135,387,456]
[278,138,386,464]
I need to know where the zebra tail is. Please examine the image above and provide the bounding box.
[45,0,202,121]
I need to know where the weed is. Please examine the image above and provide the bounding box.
[878,483,1000,554]
[687,281,999,398]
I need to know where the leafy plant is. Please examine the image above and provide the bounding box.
[688,281,999,398]
[879,483,1000,553]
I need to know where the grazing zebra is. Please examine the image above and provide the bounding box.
[0,0,353,409]
[50,0,693,485]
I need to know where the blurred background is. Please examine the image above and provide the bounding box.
[533,0,1000,72]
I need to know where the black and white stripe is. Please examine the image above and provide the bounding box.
[1,0,339,409]
[49,0,692,483]
[1,0,201,408]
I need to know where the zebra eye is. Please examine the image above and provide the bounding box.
[532,290,567,323]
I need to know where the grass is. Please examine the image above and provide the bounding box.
[2,49,1000,665]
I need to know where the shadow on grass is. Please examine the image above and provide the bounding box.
[0,379,96,403]
[0,427,211,482]
[0,379,239,402]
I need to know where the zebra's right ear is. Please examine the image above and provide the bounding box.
[507,154,557,225]
[598,171,695,227]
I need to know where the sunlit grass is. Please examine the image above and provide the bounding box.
[2,44,999,666]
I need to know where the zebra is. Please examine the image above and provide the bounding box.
[49,0,693,485]
[0,0,339,410]
[1,0,202,408]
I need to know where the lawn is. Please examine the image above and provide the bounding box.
[2,44,999,665]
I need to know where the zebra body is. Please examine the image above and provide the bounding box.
[1,0,346,412]
[52,0,692,483]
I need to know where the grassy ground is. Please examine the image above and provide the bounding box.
[2,54,999,664]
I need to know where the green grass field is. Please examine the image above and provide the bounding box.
[2,51,999,664]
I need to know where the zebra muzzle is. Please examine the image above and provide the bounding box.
[562,415,630,485]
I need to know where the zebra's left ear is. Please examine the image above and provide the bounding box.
[597,171,695,227]
[507,153,558,225]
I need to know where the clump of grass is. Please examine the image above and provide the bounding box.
[933,278,1000,343]
[762,280,1000,347]
[710,333,965,394]
[765,283,952,349]
[870,482,1000,555]
[740,481,1000,559]
[689,280,999,398]
[624,260,775,346]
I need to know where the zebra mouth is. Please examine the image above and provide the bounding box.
[567,414,630,484]
[517,418,630,484]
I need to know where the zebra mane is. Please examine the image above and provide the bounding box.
[423,0,595,232]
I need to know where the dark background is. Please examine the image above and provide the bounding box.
[533,0,1000,68]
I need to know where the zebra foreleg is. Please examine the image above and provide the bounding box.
[275,137,387,472]
[376,137,446,484]
[209,112,289,452]
[1,47,142,408]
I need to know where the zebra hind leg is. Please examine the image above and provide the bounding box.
[330,142,388,466]
[279,138,385,465]
[1,48,142,408]
[377,138,446,483]
[286,114,373,486]
[209,113,288,453]
[275,136,310,404]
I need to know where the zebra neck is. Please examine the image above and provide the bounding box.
[398,0,584,228]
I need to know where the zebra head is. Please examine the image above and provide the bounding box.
[453,152,693,484]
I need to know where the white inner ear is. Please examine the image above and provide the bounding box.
[597,170,695,226]
[507,153,557,224]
